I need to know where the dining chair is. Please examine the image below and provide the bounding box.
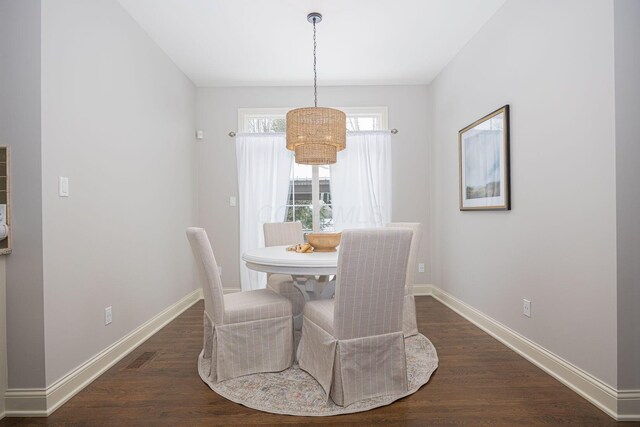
[263,222,306,320]
[186,227,294,384]
[387,222,423,337]
[297,228,413,407]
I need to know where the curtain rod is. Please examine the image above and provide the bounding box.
[228,129,398,138]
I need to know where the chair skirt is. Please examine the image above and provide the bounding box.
[403,294,419,337]
[199,313,293,384]
[297,316,408,407]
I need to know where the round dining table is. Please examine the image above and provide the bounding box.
[242,245,338,329]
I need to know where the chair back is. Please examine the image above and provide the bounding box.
[334,229,412,340]
[186,227,225,325]
[386,222,422,295]
[263,222,304,247]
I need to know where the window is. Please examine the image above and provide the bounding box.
[285,163,332,232]
[239,108,287,133]
[239,107,388,232]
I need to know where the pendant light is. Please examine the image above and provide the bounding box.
[286,13,346,165]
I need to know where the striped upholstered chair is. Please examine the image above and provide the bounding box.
[297,228,412,407]
[186,227,294,384]
[387,222,423,337]
[263,222,306,323]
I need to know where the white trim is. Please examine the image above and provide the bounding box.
[418,284,640,421]
[223,287,241,294]
[618,390,640,421]
[4,288,204,417]
[238,107,290,133]
[3,389,47,417]
[341,106,389,130]
[412,284,434,296]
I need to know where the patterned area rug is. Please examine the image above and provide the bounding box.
[200,334,439,416]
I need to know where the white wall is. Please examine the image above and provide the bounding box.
[429,0,618,388]
[0,0,46,389]
[2,0,634,409]
[196,85,431,290]
[40,0,197,385]
[614,0,640,394]
[0,258,6,416]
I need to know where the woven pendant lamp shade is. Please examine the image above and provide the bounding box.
[286,107,346,165]
[294,143,337,165]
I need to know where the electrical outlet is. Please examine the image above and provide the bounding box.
[418,263,425,273]
[105,306,112,325]
[523,299,531,317]
[229,196,237,207]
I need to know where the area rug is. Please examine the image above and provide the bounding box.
[199,334,438,416]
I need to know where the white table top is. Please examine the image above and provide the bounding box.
[242,245,338,275]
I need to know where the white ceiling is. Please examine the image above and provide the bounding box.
[117,0,506,87]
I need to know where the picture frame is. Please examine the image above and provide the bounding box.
[458,105,510,211]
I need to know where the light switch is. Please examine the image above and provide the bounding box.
[196,130,204,140]
[105,306,112,325]
[59,177,69,197]
[230,196,237,207]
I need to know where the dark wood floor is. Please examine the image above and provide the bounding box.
[2,297,634,427]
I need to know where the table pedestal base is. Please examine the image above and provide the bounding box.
[291,275,335,330]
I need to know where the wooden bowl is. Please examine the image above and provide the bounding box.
[306,232,341,252]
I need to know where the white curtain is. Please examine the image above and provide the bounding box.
[236,133,293,291]
[330,131,392,231]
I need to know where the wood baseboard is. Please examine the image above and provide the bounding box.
[4,288,203,417]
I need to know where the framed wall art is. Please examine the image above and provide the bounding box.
[458,105,510,211]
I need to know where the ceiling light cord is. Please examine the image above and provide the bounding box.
[313,17,317,108]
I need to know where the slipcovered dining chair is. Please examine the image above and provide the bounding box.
[263,222,306,320]
[387,222,423,337]
[297,228,413,407]
[186,227,294,384]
